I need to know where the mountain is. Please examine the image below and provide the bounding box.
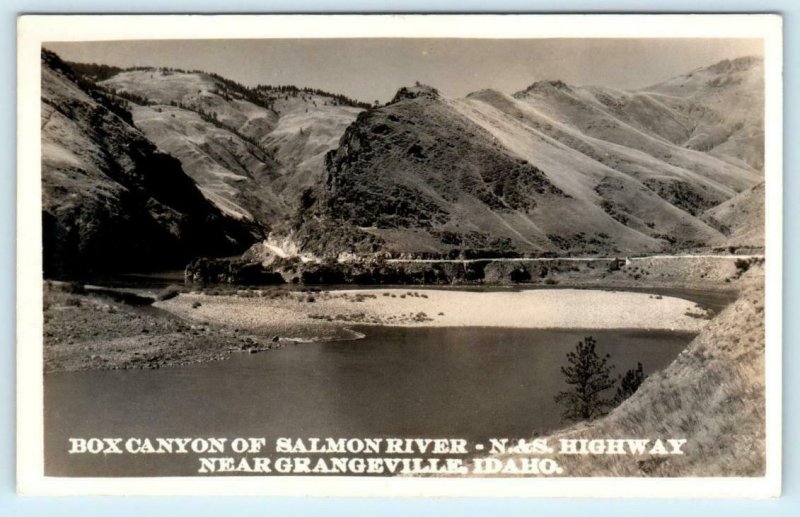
[640,56,764,171]
[40,50,254,277]
[98,68,365,228]
[50,52,765,264]
[287,68,762,257]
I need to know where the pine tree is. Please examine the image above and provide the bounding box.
[554,336,617,422]
[614,362,646,405]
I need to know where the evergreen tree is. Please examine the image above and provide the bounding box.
[614,362,646,405]
[554,336,617,422]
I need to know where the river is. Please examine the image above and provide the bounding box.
[44,325,696,476]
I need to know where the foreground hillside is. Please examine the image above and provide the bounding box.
[40,51,253,276]
[501,267,765,476]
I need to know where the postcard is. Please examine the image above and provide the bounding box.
[16,14,782,497]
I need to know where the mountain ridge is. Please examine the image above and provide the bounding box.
[283,63,762,257]
[45,51,766,268]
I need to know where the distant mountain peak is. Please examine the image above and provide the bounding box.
[465,88,506,100]
[390,84,441,104]
[705,55,763,74]
[642,55,764,93]
[513,79,574,99]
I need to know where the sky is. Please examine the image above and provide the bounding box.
[44,38,762,103]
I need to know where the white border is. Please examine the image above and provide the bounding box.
[17,14,783,497]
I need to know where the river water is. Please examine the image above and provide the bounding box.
[44,325,696,476]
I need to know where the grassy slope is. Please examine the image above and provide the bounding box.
[510,83,759,192]
[259,95,363,198]
[522,267,765,476]
[102,70,362,226]
[129,104,283,222]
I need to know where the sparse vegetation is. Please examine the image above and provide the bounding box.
[735,258,752,275]
[643,178,719,216]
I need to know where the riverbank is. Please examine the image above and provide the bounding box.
[156,287,714,336]
[44,281,718,372]
[43,284,291,372]
[43,256,763,373]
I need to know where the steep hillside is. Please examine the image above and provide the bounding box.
[455,90,734,232]
[257,90,365,202]
[281,55,763,259]
[40,51,253,277]
[288,82,746,258]
[100,69,363,226]
[121,102,284,224]
[703,182,765,247]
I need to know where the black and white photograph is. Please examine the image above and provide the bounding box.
[16,14,782,497]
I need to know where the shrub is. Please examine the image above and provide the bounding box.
[734,258,752,275]
[64,297,82,307]
[510,266,531,283]
[614,362,646,405]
